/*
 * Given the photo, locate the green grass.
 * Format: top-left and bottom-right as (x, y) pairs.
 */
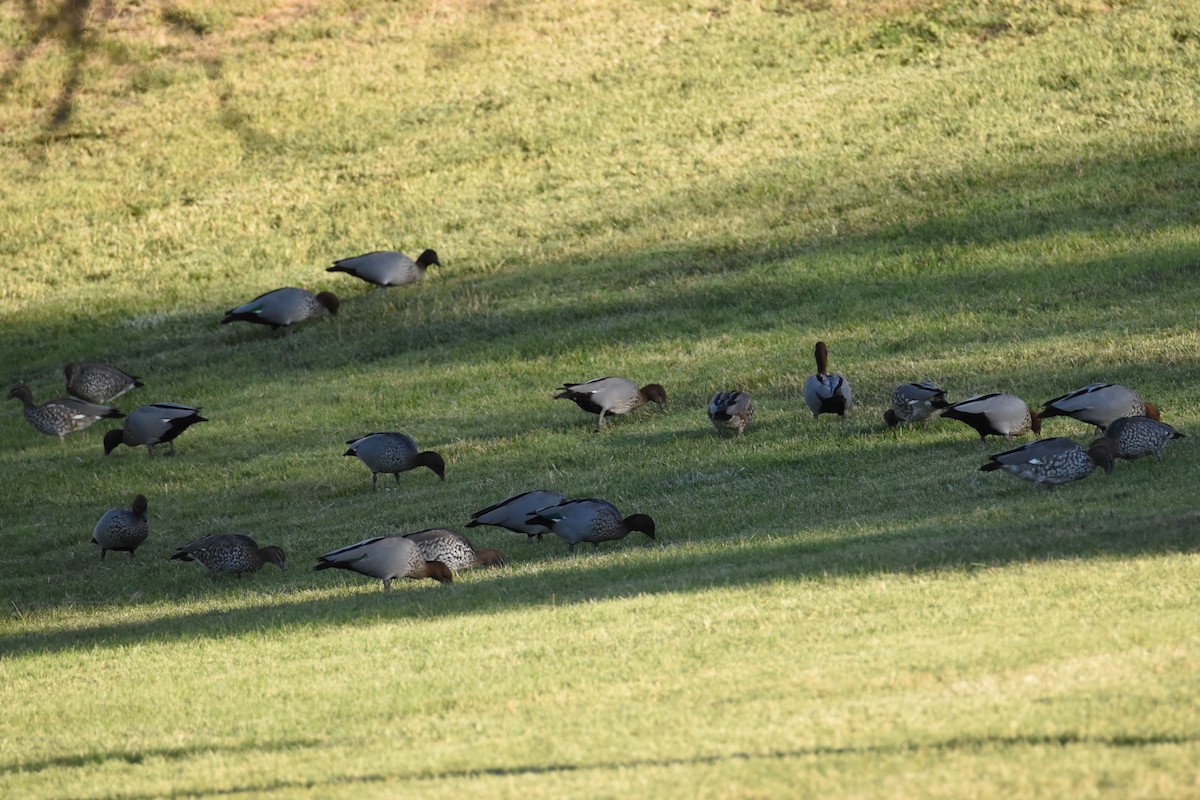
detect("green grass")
(2, 0), (1200, 797)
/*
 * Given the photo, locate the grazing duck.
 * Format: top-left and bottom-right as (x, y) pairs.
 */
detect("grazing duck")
(220, 287), (339, 330)
(940, 393), (1040, 442)
(64, 362), (143, 404)
(343, 432), (445, 491)
(802, 341), (852, 418)
(708, 390), (755, 436)
(467, 489), (567, 543)
(883, 382), (950, 428)
(1104, 416), (1184, 461)
(326, 249), (441, 302)
(1040, 383), (1159, 431)
(315, 536), (453, 591)
(92, 494), (149, 560)
(404, 528), (506, 572)
(979, 437), (1118, 490)
(554, 377), (667, 431)
(170, 534), (285, 578)
(6, 384), (124, 442)
(525, 498), (656, 552)
(103, 403), (207, 456)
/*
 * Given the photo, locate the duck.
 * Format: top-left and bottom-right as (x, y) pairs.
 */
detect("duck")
(326, 248), (441, 303)
(1040, 383), (1159, 431)
(1103, 416), (1184, 461)
(466, 489), (567, 542)
(979, 437), (1118, 489)
(525, 498), (656, 552)
(315, 536), (453, 591)
(554, 377), (667, 431)
(802, 341), (852, 418)
(940, 393), (1040, 442)
(104, 403), (207, 456)
(404, 528), (506, 572)
(170, 534), (285, 578)
(6, 383), (124, 442)
(220, 287), (339, 330)
(343, 432), (445, 491)
(91, 494), (149, 560)
(883, 382), (950, 428)
(64, 362), (143, 404)
(708, 390), (755, 436)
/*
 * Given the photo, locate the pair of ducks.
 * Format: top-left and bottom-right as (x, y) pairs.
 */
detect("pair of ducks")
(219, 248), (440, 330)
(8, 362), (208, 455)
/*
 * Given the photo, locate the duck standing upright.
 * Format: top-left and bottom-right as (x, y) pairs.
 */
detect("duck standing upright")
(92, 494), (150, 560)
(466, 489), (567, 542)
(315, 536), (453, 592)
(940, 393), (1040, 442)
(554, 377), (667, 431)
(221, 287), (339, 330)
(64, 362), (143, 404)
(526, 498), (656, 552)
(326, 248), (441, 303)
(802, 341), (852, 418)
(6, 384), (124, 442)
(343, 432), (445, 491)
(979, 437), (1117, 489)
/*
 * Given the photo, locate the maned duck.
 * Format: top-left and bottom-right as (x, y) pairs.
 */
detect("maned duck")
(883, 382), (950, 428)
(802, 341), (852, 418)
(326, 249), (441, 303)
(1104, 416), (1184, 461)
(343, 432), (445, 491)
(554, 377), (667, 431)
(708, 390), (755, 436)
(315, 536), (453, 591)
(979, 437), (1117, 489)
(525, 498), (656, 552)
(170, 534), (285, 578)
(103, 403), (207, 456)
(466, 489), (567, 543)
(6, 383), (124, 442)
(92, 494), (149, 560)
(220, 287), (339, 330)
(404, 528), (506, 571)
(1040, 383), (1159, 431)
(940, 393), (1040, 442)
(64, 362), (143, 404)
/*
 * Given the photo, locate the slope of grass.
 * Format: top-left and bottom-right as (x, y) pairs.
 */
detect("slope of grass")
(1, 0), (1199, 797)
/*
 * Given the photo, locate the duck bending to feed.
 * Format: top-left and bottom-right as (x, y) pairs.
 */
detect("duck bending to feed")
(315, 536), (453, 591)
(343, 432), (445, 491)
(979, 437), (1117, 489)
(554, 377), (667, 431)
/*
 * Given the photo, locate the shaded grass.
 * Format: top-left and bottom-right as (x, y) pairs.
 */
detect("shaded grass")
(1, 0), (1199, 798)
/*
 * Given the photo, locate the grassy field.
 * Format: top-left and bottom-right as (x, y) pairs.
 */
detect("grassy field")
(2, 0), (1199, 797)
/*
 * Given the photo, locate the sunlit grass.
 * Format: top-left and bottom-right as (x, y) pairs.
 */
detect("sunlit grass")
(1, 0), (1199, 797)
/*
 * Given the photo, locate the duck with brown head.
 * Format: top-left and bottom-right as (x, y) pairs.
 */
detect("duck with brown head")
(1040, 383), (1159, 432)
(315, 536), (453, 592)
(326, 248), (441, 304)
(220, 287), (339, 330)
(940, 392), (1040, 443)
(979, 437), (1118, 490)
(404, 528), (506, 572)
(802, 341), (852, 418)
(554, 376), (667, 431)
(525, 498), (657, 552)
(6, 383), (124, 442)
(343, 432), (445, 492)
(170, 534), (285, 579)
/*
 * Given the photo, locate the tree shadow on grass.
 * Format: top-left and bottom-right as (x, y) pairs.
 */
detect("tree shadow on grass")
(3, 505), (1198, 659)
